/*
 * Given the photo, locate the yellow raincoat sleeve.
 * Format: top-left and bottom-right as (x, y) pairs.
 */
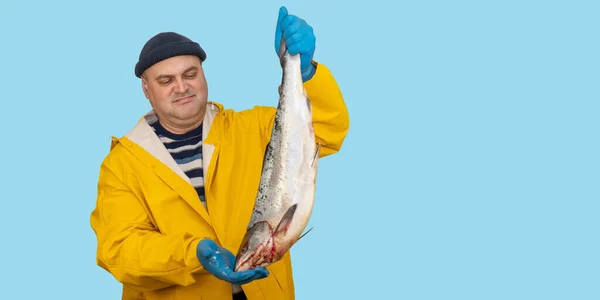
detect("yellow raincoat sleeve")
(304, 62), (350, 156)
(256, 62), (350, 157)
(90, 161), (204, 293)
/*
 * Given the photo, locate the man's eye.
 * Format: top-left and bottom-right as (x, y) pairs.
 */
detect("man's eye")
(184, 72), (197, 79)
(159, 79), (172, 85)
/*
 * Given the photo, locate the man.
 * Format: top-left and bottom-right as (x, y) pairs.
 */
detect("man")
(90, 6), (349, 300)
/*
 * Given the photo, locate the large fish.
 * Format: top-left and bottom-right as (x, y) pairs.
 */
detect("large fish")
(234, 38), (321, 272)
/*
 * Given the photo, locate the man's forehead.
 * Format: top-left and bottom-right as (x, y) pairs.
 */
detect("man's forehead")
(146, 55), (202, 76)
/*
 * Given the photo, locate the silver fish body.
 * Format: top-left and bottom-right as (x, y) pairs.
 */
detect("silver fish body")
(234, 39), (320, 272)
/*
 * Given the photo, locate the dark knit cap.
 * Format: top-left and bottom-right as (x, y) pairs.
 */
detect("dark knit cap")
(134, 32), (207, 78)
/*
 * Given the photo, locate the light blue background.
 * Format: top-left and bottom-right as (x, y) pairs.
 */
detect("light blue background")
(0, 0), (598, 299)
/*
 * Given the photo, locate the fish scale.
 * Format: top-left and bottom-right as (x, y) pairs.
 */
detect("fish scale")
(234, 37), (320, 272)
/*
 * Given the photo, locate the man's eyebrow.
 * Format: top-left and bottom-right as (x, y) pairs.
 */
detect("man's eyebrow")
(155, 66), (199, 80)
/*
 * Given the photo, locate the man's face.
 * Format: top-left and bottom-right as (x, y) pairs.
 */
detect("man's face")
(141, 55), (208, 133)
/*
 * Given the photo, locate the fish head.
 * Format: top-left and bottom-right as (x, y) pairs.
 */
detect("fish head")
(234, 221), (275, 272)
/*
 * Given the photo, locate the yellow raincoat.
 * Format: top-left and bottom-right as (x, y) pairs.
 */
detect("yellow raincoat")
(90, 63), (349, 300)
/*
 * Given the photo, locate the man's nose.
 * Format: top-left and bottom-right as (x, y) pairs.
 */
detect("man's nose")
(174, 77), (188, 93)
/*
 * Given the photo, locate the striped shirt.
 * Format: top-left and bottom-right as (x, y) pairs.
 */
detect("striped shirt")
(150, 120), (206, 207)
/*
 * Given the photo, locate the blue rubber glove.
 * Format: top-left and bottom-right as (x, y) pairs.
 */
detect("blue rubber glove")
(196, 238), (269, 285)
(274, 6), (317, 82)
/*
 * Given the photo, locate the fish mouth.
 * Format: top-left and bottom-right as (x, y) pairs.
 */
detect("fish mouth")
(235, 236), (275, 272)
(234, 221), (277, 272)
(235, 204), (302, 271)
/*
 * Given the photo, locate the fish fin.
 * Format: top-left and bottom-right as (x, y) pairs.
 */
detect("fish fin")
(311, 143), (321, 167)
(274, 203), (297, 236)
(297, 227), (314, 242)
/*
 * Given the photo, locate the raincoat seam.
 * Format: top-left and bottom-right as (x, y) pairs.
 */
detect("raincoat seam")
(101, 159), (147, 214)
(102, 262), (202, 276)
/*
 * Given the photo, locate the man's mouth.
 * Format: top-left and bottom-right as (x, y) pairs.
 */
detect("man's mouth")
(174, 95), (194, 103)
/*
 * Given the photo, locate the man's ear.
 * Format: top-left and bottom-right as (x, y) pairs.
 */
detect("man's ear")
(141, 76), (149, 99)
